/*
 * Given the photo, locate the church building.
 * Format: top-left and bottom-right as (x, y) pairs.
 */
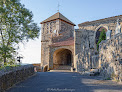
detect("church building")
(40, 11), (122, 79)
(41, 12), (75, 71)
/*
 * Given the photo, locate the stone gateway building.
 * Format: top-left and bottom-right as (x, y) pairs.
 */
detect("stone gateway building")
(41, 12), (75, 71)
(41, 12), (122, 81)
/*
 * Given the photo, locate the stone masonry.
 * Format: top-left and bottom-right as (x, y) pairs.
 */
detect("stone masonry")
(0, 65), (35, 92)
(78, 15), (122, 51)
(99, 33), (122, 82)
(74, 29), (95, 71)
(74, 15), (122, 82)
(41, 12), (75, 71)
(41, 12), (122, 82)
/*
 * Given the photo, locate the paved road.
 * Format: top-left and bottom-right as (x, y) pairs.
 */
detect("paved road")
(7, 72), (122, 92)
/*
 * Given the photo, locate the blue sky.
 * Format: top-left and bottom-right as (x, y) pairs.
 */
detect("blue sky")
(19, 0), (122, 64)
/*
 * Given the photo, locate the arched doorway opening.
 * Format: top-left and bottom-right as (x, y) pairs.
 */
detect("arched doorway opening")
(95, 26), (107, 44)
(44, 65), (48, 72)
(53, 48), (73, 70)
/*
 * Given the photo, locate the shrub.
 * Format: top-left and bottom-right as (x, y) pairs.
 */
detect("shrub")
(97, 29), (106, 50)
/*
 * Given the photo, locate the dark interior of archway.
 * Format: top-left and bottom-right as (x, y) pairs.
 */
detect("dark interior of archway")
(44, 66), (48, 72)
(54, 49), (72, 66)
(95, 27), (107, 44)
(67, 53), (71, 65)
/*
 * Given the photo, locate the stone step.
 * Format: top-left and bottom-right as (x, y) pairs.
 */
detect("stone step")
(80, 69), (100, 76)
(54, 65), (71, 70)
(49, 70), (71, 72)
(89, 69), (100, 76)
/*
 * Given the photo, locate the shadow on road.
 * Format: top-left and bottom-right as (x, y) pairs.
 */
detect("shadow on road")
(7, 72), (122, 92)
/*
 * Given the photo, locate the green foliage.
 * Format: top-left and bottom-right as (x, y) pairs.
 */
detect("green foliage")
(97, 29), (106, 50)
(0, 64), (21, 71)
(105, 77), (111, 80)
(0, 0), (40, 64)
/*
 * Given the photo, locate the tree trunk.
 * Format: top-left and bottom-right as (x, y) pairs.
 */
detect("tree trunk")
(4, 52), (7, 65)
(4, 58), (6, 64)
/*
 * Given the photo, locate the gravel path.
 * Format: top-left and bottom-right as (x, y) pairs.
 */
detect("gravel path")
(7, 72), (122, 92)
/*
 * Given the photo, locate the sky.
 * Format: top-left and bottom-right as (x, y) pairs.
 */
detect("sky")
(19, 0), (122, 64)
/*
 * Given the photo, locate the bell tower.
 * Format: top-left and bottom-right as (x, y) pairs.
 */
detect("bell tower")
(40, 12), (75, 71)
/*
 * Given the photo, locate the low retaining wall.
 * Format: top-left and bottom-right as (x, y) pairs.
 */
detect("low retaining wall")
(75, 48), (97, 72)
(75, 49), (90, 72)
(0, 65), (35, 92)
(99, 33), (122, 82)
(32, 63), (41, 72)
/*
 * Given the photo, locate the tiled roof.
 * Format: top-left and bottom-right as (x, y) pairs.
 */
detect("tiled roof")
(40, 12), (76, 26)
(49, 37), (74, 47)
(78, 15), (122, 26)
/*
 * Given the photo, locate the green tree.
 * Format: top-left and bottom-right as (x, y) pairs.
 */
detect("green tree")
(0, 0), (40, 65)
(97, 29), (106, 50)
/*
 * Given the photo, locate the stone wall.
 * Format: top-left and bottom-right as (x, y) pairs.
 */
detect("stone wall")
(74, 29), (95, 71)
(91, 55), (99, 69)
(0, 65), (35, 92)
(52, 20), (74, 43)
(41, 20), (58, 69)
(75, 49), (90, 72)
(32, 63), (41, 72)
(75, 16), (122, 73)
(41, 19), (74, 70)
(49, 45), (74, 70)
(74, 29), (95, 55)
(78, 17), (122, 38)
(99, 33), (122, 82)
(60, 21), (74, 37)
(41, 19), (74, 43)
(41, 41), (50, 67)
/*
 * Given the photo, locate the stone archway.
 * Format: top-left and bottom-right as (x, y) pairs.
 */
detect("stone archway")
(53, 48), (73, 70)
(95, 26), (107, 44)
(44, 65), (48, 72)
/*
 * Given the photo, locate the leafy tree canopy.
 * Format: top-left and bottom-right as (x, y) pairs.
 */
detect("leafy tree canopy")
(0, 0), (40, 65)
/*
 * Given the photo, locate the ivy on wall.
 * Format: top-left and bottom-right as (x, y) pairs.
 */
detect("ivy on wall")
(97, 29), (106, 50)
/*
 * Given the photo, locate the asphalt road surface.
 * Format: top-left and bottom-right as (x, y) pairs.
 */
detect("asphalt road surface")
(7, 72), (122, 92)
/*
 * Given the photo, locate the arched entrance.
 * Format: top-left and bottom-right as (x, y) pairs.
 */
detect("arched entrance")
(53, 48), (73, 70)
(95, 26), (107, 44)
(44, 65), (48, 72)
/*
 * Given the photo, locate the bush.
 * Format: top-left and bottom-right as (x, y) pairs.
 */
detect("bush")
(0, 64), (21, 71)
(97, 29), (106, 50)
